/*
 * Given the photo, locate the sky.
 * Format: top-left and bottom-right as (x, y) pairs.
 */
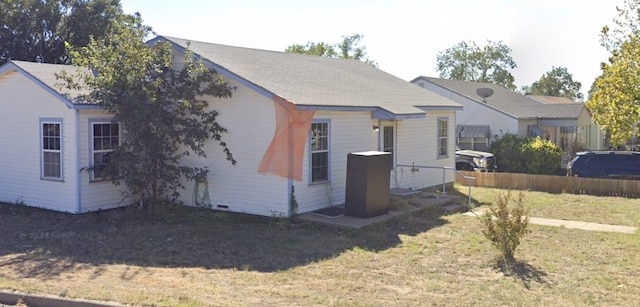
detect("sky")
(120, 0), (625, 96)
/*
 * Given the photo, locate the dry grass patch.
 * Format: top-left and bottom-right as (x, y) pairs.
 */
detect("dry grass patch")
(1, 190), (639, 306)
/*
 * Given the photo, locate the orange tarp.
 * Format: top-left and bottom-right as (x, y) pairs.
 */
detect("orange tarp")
(257, 96), (315, 181)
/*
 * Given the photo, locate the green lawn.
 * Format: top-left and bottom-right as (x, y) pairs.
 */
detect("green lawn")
(0, 185), (639, 306)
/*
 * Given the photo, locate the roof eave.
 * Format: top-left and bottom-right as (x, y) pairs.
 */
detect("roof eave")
(0, 61), (79, 110)
(296, 104), (426, 120)
(417, 105), (463, 111)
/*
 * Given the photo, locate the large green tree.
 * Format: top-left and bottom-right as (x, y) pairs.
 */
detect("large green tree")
(587, 36), (640, 146)
(522, 66), (583, 101)
(0, 0), (123, 64)
(587, 0), (640, 146)
(600, 0), (640, 52)
(286, 33), (377, 66)
(61, 12), (236, 206)
(436, 40), (517, 90)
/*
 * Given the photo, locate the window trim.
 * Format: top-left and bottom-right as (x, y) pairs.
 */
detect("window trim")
(89, 119), (121, 182)
(40, 118), (64, 181)
(437, 117), (449, 159)
(308, 119), (331, 184)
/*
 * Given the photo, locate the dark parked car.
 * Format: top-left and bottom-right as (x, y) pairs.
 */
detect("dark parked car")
(566, 151), (640, 179)
(455, 146), (497, 172)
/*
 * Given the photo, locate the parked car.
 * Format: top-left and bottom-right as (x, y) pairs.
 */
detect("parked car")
(455, 146), (497, 172)
(566, 151), (640, 179)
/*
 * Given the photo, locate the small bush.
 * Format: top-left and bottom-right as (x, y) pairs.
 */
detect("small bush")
(522, 137), (563, 175)
(481, 191), (529, 264)
(491, 133), (563, 174)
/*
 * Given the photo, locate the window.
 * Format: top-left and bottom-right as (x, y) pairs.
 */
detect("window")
(91, 121), (120, 181)
(437, 118), (448, 158)
(310, 121), (329, 183)
(383, 125), (394, 167)
(458, 137), (488, 151)
(41, 120), (62, 179)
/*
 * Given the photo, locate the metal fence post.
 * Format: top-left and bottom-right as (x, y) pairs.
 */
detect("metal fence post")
(442, 168), (446, 195)
(467, 178), (472, 211)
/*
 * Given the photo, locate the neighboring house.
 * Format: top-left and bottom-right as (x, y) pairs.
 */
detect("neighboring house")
(411, 77), (605, 153)
(0, 36), (462, 216)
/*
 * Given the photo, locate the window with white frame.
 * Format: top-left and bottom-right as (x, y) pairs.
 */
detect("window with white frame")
(310, 121), (329, 183)
(91, 121), (120, 181)
(458, 137), (488, 151)
(437, 118), (448, 158)
(41, 120), (62, 180)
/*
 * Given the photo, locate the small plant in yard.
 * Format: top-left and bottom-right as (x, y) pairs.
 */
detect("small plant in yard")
(481, 191), (529, 264)
(289, 185), (299, 218)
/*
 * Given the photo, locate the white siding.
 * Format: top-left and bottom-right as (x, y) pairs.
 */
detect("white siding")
(0, 71), (78, 212)
(77, 109), (128, 212)
(394, 111), (456, 191)
(178, 80), (289, 216)
(293, 110), (456, 212)
(294, 111), (379, 213)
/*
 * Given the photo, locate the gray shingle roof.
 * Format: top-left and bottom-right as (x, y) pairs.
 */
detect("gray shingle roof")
(9, 60), (93, 104)
(526, 95), (578, 104)
(156, 36), (461, 117)
(414, 77), (584, 119)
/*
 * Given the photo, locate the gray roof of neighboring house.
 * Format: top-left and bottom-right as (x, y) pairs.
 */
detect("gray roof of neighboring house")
(3, 60), (94, 105)
(526, 95), (578, 104)
(154, 36), (461, 117)
(413, 76), (584, 119)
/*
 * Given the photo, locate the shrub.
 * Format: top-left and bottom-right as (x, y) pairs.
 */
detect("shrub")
(522, 137), (563, 174)
(490, 133), (526, 173)
(490, 133), (563, 174)
(481, 191), (529, 264)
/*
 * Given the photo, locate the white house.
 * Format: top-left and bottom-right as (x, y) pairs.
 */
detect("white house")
(0, 60), (126, 213)
(0, 37), (462, 216)
(411, 76), (605, 153)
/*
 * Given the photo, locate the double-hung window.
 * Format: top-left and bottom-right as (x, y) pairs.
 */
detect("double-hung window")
(91, 121), (120, 181)
(310, 121), (329, 183)
(437, 118), (448, 158)
(41, 120), (62, 180)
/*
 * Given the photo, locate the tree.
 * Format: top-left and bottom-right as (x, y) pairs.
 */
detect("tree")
(0, 0), (124, 65)
(435, 40), (517, 90)
(600, 0), (640, 52)
(521, 66), (583, 101)
(60, 12), (236, 207)
(587, 0), (640, 146)
(286, 33), (377, 66)
(587, 36), (640, 146)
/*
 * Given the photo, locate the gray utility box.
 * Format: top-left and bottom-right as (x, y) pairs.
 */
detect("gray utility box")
(344, 151), (392, 218)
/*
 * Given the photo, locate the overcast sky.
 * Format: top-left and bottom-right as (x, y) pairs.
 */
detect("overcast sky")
(121, 0), (625, 96)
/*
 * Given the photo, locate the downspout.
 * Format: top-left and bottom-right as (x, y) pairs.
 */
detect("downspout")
(75, 109), (82, 213)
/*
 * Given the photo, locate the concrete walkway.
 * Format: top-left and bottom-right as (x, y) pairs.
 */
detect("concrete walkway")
(463, 210), (638, 234)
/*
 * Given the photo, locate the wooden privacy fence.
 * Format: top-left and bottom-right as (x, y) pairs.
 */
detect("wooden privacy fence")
(455, 171), (640, 198)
